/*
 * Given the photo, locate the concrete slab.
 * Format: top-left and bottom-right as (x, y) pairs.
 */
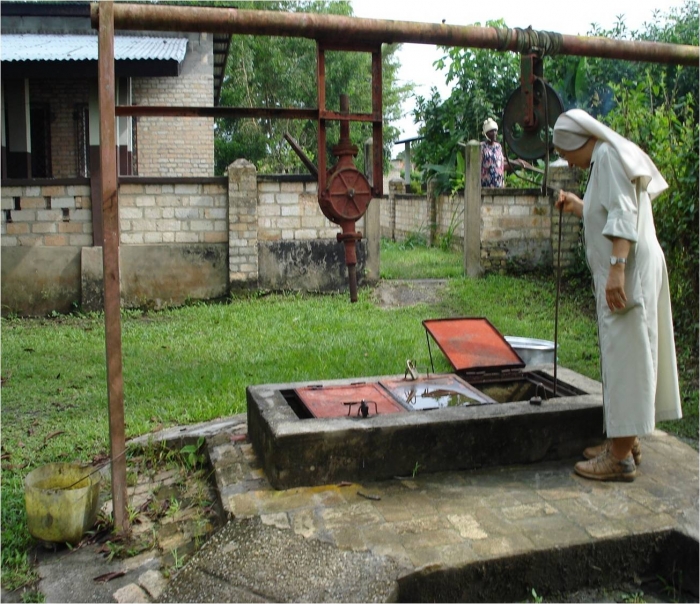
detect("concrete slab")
(157, 517), (401, 603)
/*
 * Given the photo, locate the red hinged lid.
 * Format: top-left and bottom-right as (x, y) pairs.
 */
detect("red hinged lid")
(423, 317), (525, 372)
(294, 382), (406, 418)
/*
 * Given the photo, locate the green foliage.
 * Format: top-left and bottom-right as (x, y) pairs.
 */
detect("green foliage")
(411, 19), (521, 193)
(178, 437), (207, 470)
(437, 202), (464, 252)
(214, 1), (411, 175)
(399, 169), (424, 194)
(530, 587), (544, 603)
(546, 2), (698, 117)
(620, 591), (646, 603)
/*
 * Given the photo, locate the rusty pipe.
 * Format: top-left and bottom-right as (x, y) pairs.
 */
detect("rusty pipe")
(91, 3), (699, 66)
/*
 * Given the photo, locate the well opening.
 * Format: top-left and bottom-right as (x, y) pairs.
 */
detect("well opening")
(247, 316), (604, 489)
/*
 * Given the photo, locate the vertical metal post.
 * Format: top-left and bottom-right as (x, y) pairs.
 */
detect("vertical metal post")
(97, 0), (128, 534)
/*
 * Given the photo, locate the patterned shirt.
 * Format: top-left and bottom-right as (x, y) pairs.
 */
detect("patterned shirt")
(480, 141), (505, 187)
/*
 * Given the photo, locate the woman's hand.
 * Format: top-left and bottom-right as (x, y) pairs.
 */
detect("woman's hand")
(605, 265), (627, 311)
(606, 237), (632, 312)
(555, 190), (584, 218)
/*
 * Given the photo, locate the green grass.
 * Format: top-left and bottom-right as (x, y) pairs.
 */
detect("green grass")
(380, 238), (464, 279)
(2, 242), (697, 593)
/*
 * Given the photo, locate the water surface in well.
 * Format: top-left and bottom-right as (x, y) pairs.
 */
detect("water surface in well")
(384, 377), (494, 410)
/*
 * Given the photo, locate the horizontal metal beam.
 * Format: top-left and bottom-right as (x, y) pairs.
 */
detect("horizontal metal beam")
(115, 106), (318, 119)
(91, 2), (699, 66)
(115, 106), (382, 122)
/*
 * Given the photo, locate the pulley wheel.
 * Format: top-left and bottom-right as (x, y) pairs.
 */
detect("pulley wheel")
(502, 82), (564, 161)
(321, 166), (372, 223)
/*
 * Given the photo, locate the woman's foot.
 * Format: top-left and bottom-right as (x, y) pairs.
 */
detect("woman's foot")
(583, 437), (641, 465)
(575, 449), (636, 482)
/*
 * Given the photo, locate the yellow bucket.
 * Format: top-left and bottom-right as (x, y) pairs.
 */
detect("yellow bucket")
(24, 463), (102, 544)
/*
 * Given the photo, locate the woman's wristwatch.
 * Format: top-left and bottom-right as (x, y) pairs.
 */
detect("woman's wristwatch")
(610, 256), (627, 266)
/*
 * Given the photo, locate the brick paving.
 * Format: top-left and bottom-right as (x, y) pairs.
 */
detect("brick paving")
(206, 417), (698, 571)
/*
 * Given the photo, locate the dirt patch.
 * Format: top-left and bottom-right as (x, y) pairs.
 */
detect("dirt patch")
(373, 279), (448, 308)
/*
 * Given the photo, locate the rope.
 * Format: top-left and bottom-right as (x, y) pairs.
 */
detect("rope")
(63, 448), (128, 490)
(496, 26), (564, 56)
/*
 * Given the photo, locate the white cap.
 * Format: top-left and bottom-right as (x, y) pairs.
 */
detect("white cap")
(483, 118), (498, 137)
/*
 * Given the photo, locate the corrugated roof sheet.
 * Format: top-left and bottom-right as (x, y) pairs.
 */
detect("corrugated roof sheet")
(2, 34), (188, 62)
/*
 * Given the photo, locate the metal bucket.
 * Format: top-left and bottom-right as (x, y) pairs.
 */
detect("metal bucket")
(505, 336), (556, 365)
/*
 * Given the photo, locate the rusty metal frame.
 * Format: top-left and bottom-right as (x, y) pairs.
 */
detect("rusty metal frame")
(92, 1), (699, 531)
(316, 41), (383, 198)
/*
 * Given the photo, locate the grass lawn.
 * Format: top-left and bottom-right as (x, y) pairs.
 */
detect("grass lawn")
(2, 240), (697, 594)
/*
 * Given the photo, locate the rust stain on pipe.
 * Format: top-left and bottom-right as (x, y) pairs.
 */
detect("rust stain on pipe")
(91, 2), (699, 66)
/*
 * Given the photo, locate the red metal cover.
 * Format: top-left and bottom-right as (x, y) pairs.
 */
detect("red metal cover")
(295, 383), (406, 418)
(423, 317), (525, 372)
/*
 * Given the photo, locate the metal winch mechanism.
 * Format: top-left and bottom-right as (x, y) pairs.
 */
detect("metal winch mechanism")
(288, 41), (383, 303)
(318, 94), (372, 303)
(502, 51), (564, 189)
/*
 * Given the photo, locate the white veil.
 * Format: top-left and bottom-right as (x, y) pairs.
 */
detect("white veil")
(553, 109), (668, 200)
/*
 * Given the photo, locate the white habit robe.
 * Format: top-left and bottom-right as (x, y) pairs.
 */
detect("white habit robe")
(583, 140), (682, 437)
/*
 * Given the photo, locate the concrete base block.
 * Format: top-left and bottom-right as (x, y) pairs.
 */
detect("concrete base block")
(258, 239), (369, 294)
(247, 365), (605, 490)
(81, 246), (105, 313)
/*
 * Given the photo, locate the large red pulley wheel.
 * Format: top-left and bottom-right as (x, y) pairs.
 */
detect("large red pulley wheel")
(320, 166), (372, 224)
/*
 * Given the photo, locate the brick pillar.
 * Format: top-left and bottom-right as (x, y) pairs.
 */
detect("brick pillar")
(427, 179), (437, 247)
(388, 178), (404, 242)
(363, 138), (380, 284)
(228, 159), (258, 289)
(464, 141), (482, 278)
(548, 164), (583, 270)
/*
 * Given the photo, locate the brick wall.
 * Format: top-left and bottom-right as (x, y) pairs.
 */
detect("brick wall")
(381, 173), (582, 272)
(1, 184), (92, 246)
(480, 190), (553, 271)
(132, 33), (214, 177)
(257, 178), (344, 241)
(118, 182), (227, 245)
(1, 165), (583, 314)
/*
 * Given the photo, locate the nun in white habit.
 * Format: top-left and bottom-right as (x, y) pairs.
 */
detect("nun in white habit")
(553, 109), (682, 482)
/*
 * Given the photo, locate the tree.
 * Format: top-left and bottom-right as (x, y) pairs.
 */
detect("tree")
(214, 0), (411, 175)
(545, 1), (698, 117)
(411, 19), (521, 193)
